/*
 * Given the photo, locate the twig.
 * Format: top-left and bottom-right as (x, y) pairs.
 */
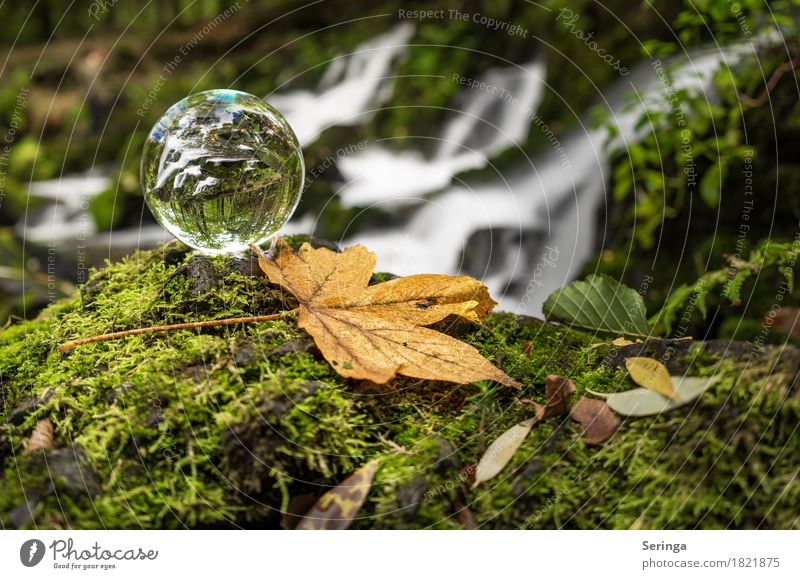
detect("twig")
(58, 311), (295, 352)
(738, 56), (800, 108)
(377, 434), (413, 456)
(1, 315), (22, 332)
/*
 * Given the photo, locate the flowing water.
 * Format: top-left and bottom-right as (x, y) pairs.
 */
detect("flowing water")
(20, 24), (762, 314)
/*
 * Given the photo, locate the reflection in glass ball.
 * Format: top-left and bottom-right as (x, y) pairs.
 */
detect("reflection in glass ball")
(141, 89), (304, 253)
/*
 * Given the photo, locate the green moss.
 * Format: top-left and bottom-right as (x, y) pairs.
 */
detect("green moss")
(0, 243), (798, 529)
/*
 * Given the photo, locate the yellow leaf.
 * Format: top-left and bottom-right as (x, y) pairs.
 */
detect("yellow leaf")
(296, 459), (380, 530)
(625, 357), (680, 401)
(605, 376), (718, 416)
(590, 337), (640, 349)
(253, 240), (520, 388)
(473, 418), (536, 487)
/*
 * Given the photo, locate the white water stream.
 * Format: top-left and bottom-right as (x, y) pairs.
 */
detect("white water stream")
(20, 24), (761, 314)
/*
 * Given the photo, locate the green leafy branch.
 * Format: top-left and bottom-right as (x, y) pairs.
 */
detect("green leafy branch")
(543, 240), (798, 338)
(651, 240), (798, 335)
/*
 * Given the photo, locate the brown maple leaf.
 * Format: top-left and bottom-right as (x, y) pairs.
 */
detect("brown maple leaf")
(252, 239), (521, 388)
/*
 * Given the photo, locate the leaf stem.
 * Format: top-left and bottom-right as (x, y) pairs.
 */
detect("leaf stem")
(58, 311), (296, 353)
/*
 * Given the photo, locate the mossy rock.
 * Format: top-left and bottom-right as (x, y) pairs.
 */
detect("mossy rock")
(1, 239), (798, 529)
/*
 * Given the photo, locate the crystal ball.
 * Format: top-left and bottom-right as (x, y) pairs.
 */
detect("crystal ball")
(141, 89), (304, 253)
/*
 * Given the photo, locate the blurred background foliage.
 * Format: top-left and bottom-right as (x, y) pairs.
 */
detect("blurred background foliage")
(0, 0), (798, 346)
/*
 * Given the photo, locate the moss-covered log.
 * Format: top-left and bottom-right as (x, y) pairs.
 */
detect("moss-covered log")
(1, 239), (798, 529)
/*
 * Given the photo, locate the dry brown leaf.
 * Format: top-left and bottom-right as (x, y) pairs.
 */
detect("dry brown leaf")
(542, 374), (576, 418)
(254, 240), (521, 388)
(625, 357), (680, 401)
(296, 459), (380, 530)
(520, 374), (577, 419)
(770, 307), (800, 339)
(25, 419), (54, 453)
(569, 397), (621, 445)
(473, 418), (535, 487)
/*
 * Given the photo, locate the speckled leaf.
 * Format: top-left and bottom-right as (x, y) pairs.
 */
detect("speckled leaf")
(253, 240), (520, 388)
(296, 459), (380, 530)
(543, 274), (653, 338)
(604, 375), (719, 417)
(473, 418), (536, 487)
(625, 356), (680, 401)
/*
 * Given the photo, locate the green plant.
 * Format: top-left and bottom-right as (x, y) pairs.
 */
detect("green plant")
(606, 67), (753, 249)
(641, 0), (800, 57)
(652, 239), (799, 335)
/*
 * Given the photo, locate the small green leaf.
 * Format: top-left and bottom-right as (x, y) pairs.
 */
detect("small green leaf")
(699, 161), (723, 208)
(543, 274), (654, 338)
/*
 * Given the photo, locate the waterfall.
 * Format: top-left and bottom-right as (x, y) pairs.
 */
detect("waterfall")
(18, 24), (417, 256)
(344, 42), (761, 316)
(19, 20), (765, 308)
(266, 22), (415, 147)
(336, 58), (547, 207)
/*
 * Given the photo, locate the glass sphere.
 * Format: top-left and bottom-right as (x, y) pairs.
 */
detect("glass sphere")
(141, 89), (304, 253)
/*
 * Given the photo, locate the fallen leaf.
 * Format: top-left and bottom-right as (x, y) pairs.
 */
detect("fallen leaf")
(25, 419), (54, 453)
(519, 374), (576, 420)
(542, 374), (576, 418)
(473, 418), (536, 487)
(280, 494), (319, 530)
(625, 357), (680, 401)
(543, 274), (653, 338)
(296, 459), (380, 530)
(603, 375), (719, 417)
(253, 240), (521, 388)
(629, 513), (647, 530)
(770, 307), (800, 339)
(591, 336), (642, 349)
(569, 397), (620, 444)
